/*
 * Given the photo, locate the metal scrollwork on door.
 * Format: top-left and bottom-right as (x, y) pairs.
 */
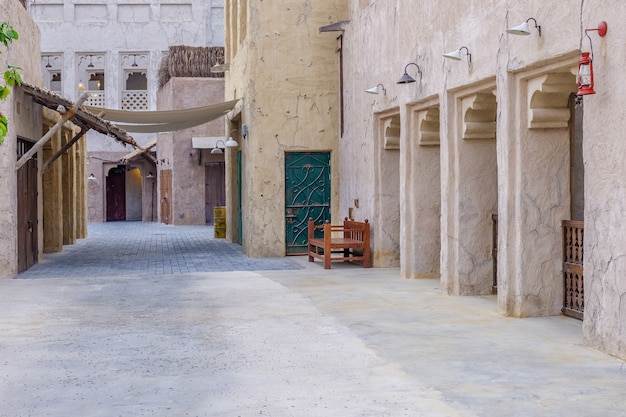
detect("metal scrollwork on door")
(285, 152), (330, 254)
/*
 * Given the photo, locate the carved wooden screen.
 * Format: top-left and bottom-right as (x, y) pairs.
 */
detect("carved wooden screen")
(562, 220), (584, 319)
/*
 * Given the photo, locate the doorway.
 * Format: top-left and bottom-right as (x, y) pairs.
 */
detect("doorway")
(106, 166), (126, 221)
(17, 140), (38, 272)
(160, 169), (172, 224)
(205, 162), (226, 224)
(285, 152), (331, 254)
(562, 93), (585, 319)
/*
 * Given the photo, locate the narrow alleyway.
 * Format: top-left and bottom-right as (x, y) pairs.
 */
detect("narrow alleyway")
(18, 222), (302, 278)
(1, 223), (624, 416)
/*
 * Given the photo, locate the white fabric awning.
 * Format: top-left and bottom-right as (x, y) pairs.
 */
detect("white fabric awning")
(84, 99), (240, 133)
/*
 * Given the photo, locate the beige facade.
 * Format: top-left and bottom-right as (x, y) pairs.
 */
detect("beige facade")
(226, 1), (626, 360)
(31, 1), (226, 226)
(0, 1), (88, 278)
(224, 0), (348, 257)
(157, 77), (227, 226)
(0, 2), (40, 278)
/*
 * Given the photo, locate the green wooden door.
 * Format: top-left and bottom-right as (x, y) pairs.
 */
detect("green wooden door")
(237, 150), (242, 244)
(285, 152), (330, 254)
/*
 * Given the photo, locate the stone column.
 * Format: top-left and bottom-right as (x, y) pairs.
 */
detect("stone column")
(497, 72), (574, 317)
(75, 134), (87, 238)
(401, 104), (441, 279)
(441, 90), (498, 295)
(62, 128), (76, 245)
(42, 125), (63, 253)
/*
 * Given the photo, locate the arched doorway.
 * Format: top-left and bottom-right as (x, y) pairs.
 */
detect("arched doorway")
(106, 166), (126, 221)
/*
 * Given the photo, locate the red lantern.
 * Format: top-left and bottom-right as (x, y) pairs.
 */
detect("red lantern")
(577, 52), (595, 96)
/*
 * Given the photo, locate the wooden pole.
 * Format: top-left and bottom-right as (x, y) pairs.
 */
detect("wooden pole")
(41, 126), (88, 173)
(16, 93), (89, 171)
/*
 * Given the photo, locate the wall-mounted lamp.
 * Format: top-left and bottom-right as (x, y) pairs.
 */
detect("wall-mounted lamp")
(78, 80), (86, 91)
(365, 83), (386, 95)
(88, 173), (96, 180)
(225, 130), (239, 147)
(577, 21), (608, 97)
(146, 171), (155, 179)
(241, 124), (248, 139)
(211, 140), (227, 154)
(397, 63), (422, 84)
(443, 46), (472, 63)
(507, 18), (541, 36)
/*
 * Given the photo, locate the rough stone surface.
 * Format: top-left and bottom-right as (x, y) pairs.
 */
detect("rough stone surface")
(157, 78), (225, 226)
(0, 1), (43, 279)
(225, 1), (347, 257)
(319, 0), (626, 359)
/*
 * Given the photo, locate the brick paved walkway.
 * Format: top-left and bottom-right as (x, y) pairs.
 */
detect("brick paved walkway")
(18, 222), (303, 278)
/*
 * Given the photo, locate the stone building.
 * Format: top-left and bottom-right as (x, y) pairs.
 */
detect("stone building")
(0, 0), (90, 278)
(0, 0), (44, 278)
(224, 1), (626, 360)
(30, 0), (227, 225)
(223, 0), (347, 256)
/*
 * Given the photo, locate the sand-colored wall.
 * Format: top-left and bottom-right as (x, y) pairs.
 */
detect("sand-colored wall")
(338, 0), (626, 359)
(578, 2), (626, 360)
(225, 0), (348, 257)
(157, 77), (225, 225)
(0, 2), (42, 278)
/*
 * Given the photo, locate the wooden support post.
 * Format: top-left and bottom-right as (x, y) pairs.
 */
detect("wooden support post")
(16, 93), (89, 171)
(41, 126), (88, 173)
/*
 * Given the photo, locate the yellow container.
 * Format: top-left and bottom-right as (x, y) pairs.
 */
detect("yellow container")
(214, 226), (226, 239)
(214, 206), (226, 238)
(214, 206), (226, 220)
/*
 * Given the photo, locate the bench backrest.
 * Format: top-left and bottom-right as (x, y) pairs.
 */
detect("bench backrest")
(308, 217), (370, 242)
(343, 218), (369, 241)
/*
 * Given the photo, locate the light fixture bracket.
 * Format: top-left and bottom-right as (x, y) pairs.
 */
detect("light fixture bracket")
(586, 21), (607, 37)
(397, 63), (422, 85)
(507, 17), (541, 37)
(443, 46), (471, 63)
(365, 83), (387, 94)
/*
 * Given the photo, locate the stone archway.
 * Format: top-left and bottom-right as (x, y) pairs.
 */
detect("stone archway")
(373, 111), (401, 267)
(401, 103), (441, 278)
(441, 87), (498, 296)
(497, 69), (578, 317)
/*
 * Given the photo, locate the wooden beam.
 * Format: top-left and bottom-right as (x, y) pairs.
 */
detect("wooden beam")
(16, 93), (89, 171)
(41, 126), (88, 173)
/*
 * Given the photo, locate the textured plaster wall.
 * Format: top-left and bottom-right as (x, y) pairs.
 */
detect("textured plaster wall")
(157, 77), (225, 226)
(0, 2), (42, 278)
(31, 1), (226, 225)
(225, 1), (347, 257)
(340, 0), (626, 359)
(401, 103), (441, 278)
(373, 112), (401, 267)
(580, 3), (626, 359)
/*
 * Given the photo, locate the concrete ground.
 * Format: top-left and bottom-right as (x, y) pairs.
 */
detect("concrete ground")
(1, 222), (624, 416)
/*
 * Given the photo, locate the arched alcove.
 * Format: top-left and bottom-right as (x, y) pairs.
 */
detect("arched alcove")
(527, 72), (577, 129)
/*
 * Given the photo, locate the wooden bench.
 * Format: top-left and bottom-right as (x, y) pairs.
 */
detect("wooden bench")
(307, 217), (371, 269)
